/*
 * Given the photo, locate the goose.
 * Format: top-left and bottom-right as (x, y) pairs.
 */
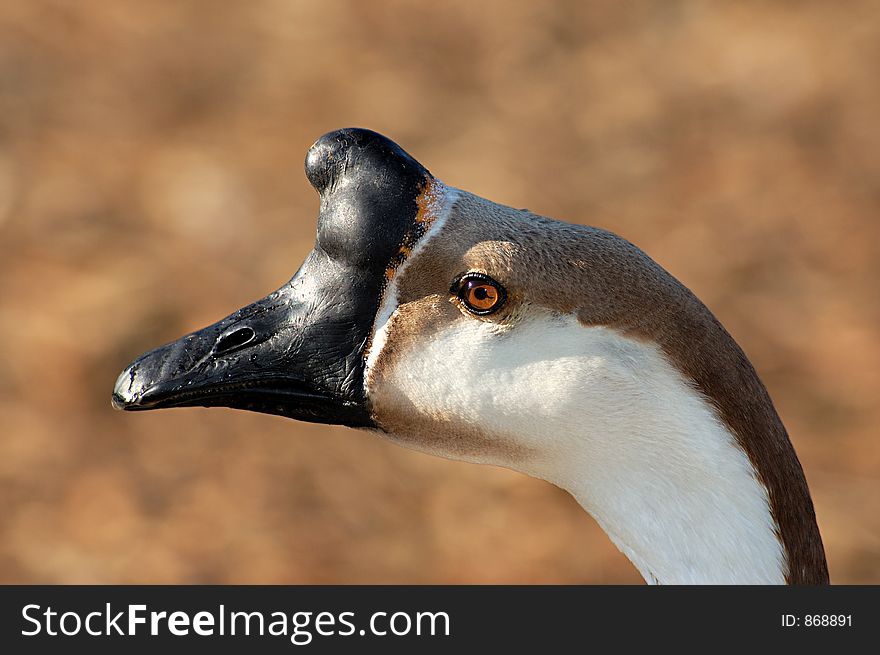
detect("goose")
(112, 128), (828, 585)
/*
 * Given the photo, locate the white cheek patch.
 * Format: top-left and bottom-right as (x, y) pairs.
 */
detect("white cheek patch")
(373, 309), (785, 584)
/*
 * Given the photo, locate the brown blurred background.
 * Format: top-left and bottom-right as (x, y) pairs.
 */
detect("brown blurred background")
(0, 1), (878, 584)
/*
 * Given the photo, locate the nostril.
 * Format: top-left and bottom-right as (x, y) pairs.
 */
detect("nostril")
(214, 326), (256, 355)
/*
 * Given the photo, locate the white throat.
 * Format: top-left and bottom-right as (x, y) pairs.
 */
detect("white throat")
(369, 310), (786, 584)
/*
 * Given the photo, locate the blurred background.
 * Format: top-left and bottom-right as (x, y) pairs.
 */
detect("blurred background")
(0, 0), (878, 584)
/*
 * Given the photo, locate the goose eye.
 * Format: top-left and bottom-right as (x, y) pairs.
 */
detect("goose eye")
(454, 274), (506, 315)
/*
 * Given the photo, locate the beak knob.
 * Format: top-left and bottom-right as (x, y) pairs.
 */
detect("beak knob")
(305, 127), (430, 196)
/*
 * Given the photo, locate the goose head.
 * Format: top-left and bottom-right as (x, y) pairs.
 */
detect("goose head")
(113, 128), (828, 585)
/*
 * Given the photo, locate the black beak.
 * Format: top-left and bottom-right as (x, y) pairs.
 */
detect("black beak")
(112, 248), (376, 426)
(112, 128), (432, 429)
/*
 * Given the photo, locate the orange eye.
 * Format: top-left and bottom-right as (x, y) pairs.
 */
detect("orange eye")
(454, 274), (506, 315)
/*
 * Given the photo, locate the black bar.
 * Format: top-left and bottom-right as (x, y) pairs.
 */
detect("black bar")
(0, 586), (874, 652)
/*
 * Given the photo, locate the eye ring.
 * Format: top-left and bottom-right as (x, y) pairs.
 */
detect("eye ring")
(451, 273), (507, 315)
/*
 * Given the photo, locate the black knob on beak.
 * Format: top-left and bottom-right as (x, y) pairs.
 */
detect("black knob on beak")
(305, 128), (435, 273)
(305, 128), (430, 197)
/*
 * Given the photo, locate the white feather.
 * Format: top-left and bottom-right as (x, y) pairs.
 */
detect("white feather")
(371, 309), (785, 584)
